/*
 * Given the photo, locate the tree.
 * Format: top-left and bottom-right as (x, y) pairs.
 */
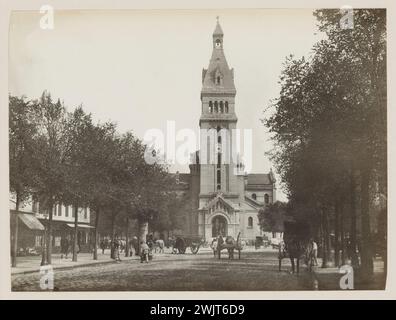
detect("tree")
(264, 9), (386, 277)
(258, 201), (287, 234)
(62, 107), (95, 262)
(9, 95), (38, 267)
(30, 91), (70, 264)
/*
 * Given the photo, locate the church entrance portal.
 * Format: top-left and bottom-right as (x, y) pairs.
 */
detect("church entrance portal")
(212, 215), (227, 237)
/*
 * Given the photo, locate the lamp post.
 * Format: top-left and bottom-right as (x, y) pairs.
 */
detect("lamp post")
(40, 211), (48, 266)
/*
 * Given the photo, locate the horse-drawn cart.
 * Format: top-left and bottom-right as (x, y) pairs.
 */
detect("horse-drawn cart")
(173, 235), (204, 254)
(212, 232), (245, 259)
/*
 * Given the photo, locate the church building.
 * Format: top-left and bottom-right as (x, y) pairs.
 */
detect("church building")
(174, 19), (276, 242)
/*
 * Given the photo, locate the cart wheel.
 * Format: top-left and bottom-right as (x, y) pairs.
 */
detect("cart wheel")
(190, 244), (199, 254)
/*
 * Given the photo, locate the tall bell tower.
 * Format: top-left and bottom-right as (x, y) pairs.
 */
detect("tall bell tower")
(199, 18), (241, 197)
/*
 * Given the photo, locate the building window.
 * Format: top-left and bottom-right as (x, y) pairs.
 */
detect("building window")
(225, 101), (229, 113)
(58, 204), (62, 216)
(209, 101), (213, 113)
(252, 193), (257, 200)
(214, 101), (218, 113)
(217, 170), (221, 184)
(216, 76), (221, 85)
(248, 217), (253, 228)
(65, 205), (69, 217)
(84, 208), (88, 219)
(220, 101), (224, 113)
(265, 194), (270, 204)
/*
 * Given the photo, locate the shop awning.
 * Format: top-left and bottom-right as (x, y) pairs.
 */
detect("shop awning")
(18, 213), (45, 231)
(66, 223), (95, 229)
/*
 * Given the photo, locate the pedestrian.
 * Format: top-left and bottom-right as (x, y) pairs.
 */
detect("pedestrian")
(310, 238), (318, 266)
(140, 241), (149, 263)
(60, 236), (69, 259)
(100, 239), (105, 254)
(113, 237), (121, 262)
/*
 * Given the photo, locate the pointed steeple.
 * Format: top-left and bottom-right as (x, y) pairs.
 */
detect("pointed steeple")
(201, 17), (236, 95)
(213, 16), (224, 36)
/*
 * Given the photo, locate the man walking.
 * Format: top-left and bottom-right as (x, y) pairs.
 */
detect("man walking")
(60, 236), (69, 259)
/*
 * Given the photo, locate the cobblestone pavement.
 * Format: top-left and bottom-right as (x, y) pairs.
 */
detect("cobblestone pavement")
(11, 249), (385, 291)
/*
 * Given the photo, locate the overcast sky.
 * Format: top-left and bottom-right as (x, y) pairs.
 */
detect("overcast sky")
(9, 9), (327, 201)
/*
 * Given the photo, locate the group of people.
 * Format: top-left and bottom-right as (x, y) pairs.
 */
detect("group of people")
(60, 236), (81, 259)
(99, 235), (159, 263)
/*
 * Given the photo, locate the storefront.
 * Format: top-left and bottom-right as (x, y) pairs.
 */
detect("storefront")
(10, 210), (44, 256)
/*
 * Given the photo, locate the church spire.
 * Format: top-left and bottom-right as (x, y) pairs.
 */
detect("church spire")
(201, 17), (236, 95)
(213, 16), (224, 36)
(213, 16), (224, 49)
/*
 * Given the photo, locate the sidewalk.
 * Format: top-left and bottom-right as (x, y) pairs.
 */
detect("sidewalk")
(311, 257), (386, 290)
(11, 250), (138, 275)
(312, 257), (385, 274)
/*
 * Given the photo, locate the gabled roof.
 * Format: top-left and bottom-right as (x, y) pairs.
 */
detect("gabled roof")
(246, 173), (273, 186)
(244, 195), (263, 209)
(200, 193), (237, 211)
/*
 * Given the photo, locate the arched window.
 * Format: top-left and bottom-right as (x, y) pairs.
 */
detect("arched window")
(264, 194), (270, 204)
(252, 193), (257, 200)
(225, 101), (229, 113)
(214, 101), (218, 113)
(209, 101), (213, 113)
(248, 217), (253, 228)
(217, 76), (221, 85)
(220, 101), (224, 113)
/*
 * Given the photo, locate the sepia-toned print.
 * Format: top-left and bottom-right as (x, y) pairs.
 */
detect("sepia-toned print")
(9, 8), (386, 291)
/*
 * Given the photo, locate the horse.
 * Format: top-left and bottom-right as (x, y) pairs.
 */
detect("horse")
(174, 237), (186, 254)
(278, 238), (311, 274)
(154, 239), (165, 253)
(215, 233), (243, 260)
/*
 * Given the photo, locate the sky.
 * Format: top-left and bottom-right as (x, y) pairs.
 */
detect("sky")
(9, 9), (327, 202)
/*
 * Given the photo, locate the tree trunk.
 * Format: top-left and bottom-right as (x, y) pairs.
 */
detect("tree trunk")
(321, 209), (330, 268)
(125, 217), (130, 257)
(340, 204), (346, 266)
(360, 167), (374, 278)
(350, 167), (359, 267)
(110, 214), (116, 259)
(334, 202), (340, 267)
(72, 205), (79, 262)
(11, 193), (20, 267)
(93, 207), (100, 260)
(46, 198), (54, 265)
(138, 220), (149, 255)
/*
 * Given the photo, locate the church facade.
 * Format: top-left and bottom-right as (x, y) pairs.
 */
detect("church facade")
(174, 20), (276, 242)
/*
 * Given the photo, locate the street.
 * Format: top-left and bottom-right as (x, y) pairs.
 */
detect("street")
(12, 248), (317, 291)
(11, 247), (385, 291)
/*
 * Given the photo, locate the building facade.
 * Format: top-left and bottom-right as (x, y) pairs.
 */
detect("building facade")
(10, 194), (92, 254)
(174, 20), (277, 242)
